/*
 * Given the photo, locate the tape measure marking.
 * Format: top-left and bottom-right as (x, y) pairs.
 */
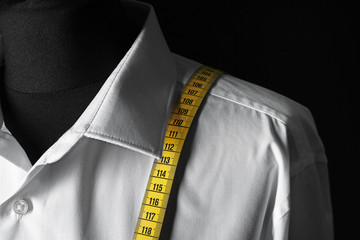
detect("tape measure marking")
(133, 66), (223, 240)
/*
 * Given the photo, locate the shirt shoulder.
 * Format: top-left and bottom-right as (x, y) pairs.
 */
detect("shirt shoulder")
(173, 53), (311, 126)
(173, 53), (327, 173)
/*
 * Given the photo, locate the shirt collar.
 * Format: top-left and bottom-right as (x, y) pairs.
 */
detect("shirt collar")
(0, 0), (178, 160)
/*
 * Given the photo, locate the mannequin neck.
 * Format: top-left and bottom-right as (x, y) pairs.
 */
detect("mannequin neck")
(0, 0), (137, 93)
(0, 0), (139, 164)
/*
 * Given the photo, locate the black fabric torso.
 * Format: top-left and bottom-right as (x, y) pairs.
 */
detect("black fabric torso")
(0, 0), (138, 165)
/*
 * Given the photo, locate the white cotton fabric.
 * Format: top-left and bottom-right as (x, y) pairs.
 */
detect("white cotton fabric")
(0, 1), (333, 239)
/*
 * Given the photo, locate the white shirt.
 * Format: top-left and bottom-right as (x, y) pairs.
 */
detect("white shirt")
(0, 1), (333, 239)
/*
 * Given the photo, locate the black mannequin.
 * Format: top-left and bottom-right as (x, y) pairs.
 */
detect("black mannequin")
(0, 0), (139, 165)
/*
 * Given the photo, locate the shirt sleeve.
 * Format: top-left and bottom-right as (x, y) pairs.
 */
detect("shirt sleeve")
(288, 158), (334, 239)
(284, 108), (334, 240)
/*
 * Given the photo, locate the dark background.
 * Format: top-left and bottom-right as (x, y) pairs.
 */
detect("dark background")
(140, 0), (358, 239)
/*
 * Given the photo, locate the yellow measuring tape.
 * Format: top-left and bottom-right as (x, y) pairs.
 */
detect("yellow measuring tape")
(133, 66), (223, 240)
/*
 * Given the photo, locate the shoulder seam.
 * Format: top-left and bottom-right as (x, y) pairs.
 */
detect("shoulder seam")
(209, 92), (287, 125)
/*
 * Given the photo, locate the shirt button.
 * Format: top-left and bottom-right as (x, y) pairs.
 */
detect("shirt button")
(13, 199), (29, 216)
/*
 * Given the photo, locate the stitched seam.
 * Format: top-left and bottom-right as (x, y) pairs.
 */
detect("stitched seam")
(86, 130), (154, 153)
(294, 152), (327, 164)
(278, 209), (290, 221)
(209, 92), (287, 125)
(275, 209), (290, 226)
(290, 160), (328, 178)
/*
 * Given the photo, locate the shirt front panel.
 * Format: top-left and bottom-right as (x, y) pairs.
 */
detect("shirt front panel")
(0, 137), (154, 240)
